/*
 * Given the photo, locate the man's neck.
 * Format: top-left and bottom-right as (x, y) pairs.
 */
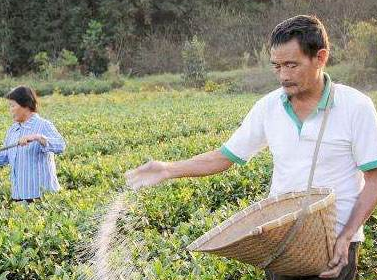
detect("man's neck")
(290, 73), (326, 122)
(291, 73), (325, 106)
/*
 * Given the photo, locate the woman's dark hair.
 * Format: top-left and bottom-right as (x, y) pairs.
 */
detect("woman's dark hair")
(6, 86), (38, 112)
(269, 15), (329, 58)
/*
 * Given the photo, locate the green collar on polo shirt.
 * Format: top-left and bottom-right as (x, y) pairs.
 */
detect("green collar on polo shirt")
(280, 72), (334, 133)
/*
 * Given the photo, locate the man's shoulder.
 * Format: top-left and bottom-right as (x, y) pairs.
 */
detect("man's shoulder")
(266, 87), (285, 99)
(334, 83), (372, 107)
(247, 88), (284, 116)
(257, 87), (285, 106)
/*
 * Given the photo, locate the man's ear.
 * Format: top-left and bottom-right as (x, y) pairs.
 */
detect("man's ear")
(316, 49), (329, 68)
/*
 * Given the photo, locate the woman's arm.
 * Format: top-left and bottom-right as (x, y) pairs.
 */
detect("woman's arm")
(35, 121), (66, 154)
(19, 121), (66, 154)
(0, 134), (10, 167)
(41, 121), (66, 154)
(0, 150), (9, 166)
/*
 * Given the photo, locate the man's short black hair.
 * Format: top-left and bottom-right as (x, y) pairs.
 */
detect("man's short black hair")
(269, 15), (329, 58)
(6, 86), (38, 112)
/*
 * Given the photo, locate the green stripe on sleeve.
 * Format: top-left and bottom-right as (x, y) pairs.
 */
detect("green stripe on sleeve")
(220, 145), (247, 165)
(359, 160), (377, 171)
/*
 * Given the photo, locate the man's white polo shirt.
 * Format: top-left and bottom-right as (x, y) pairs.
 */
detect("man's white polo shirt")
(220, 73), (377, 242)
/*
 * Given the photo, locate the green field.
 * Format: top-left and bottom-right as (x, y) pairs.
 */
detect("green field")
(0, 88), (376, 279)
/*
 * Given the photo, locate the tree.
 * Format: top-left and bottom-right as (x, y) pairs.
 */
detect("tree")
(81, 20), (109, 76)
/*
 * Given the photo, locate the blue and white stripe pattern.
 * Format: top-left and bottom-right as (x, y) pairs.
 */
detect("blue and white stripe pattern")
(0, 113), (66, 199)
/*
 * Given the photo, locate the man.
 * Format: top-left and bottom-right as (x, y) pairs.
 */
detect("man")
(126, 15), (377, 279)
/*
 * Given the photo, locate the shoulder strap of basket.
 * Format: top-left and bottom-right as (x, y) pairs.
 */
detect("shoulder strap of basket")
(259, 82), (335, 269)
(306, 83), (334, 192)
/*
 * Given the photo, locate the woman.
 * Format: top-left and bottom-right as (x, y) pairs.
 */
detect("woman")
(0, 86), (66, 202)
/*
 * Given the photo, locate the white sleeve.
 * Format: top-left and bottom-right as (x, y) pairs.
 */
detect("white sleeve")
(220, 99), (267, 165)
(352, 97), (377, 171)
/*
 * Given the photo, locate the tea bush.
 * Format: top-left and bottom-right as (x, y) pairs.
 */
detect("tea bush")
(0, 86), (375, 279)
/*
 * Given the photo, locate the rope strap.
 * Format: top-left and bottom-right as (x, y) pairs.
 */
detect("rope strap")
(259, 83), (335, 269)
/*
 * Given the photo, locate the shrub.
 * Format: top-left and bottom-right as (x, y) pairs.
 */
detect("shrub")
(33, 50), (80, 80)
(346, 20), (377, 69)
(133, 33), (183, 75)
(57, 49), (78, 70)
(34, 52), (53, 80)
(181, 36), (207, 88)
(204, 80), (221, 93)
(0, 78), (119, 97)
(331, 20), (377, 86)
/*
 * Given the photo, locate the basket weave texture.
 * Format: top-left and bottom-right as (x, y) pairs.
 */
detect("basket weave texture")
(187, 187), (337, 276)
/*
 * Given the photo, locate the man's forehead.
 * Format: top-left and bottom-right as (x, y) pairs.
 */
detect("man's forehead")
(270, 40), (303, 62)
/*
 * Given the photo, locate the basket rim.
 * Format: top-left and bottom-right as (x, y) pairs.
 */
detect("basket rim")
(187, 187), (335, 252)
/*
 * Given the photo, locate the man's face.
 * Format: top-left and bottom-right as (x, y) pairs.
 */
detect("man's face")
(270, 39), (321, 97)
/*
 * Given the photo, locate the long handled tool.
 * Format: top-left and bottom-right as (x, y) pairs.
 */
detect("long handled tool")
(0, 143), (19, 152)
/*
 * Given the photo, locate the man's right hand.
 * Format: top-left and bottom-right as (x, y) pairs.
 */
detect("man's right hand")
(125, 161), (171, 191)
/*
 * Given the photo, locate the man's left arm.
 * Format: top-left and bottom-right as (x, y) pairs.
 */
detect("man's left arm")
(319, 168), (377, 278)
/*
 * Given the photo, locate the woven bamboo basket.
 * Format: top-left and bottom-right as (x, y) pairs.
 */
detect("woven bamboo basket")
(187, 187), (337, 276)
